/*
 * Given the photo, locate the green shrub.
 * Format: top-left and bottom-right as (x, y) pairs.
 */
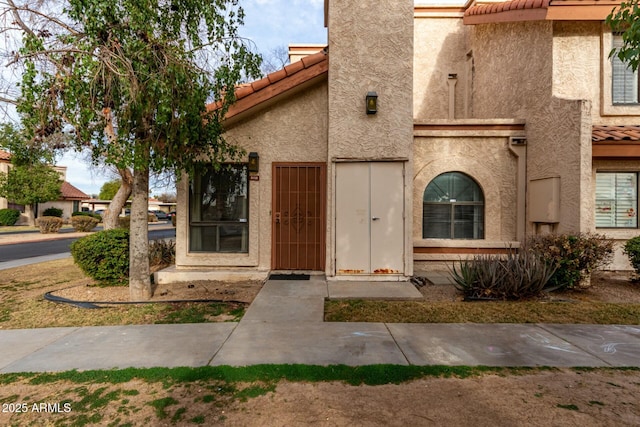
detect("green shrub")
(42, 207), (63, 217)
(71, 229), (130, 284)
(72, 211), (102, 221)
(527, 233), (613, 290)
(36, 216), (64, 233)
(0, 208), (21, 226)
(70, 215), (99, 232)
(451, 249), (556, 300)
(623, 236), (640, 279)
(149, 239), (176, 266)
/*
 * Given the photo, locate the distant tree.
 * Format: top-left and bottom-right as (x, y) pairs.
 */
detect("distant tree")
(0, 123), (62, 225)
(154, 192), (177, 203)
(0, 164), (61, 224)
(99, 180), (121, 201)
(261, 45), (290, 75)
(607, 1), (640, 70)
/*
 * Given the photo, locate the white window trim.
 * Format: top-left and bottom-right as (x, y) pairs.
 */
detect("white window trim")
(601, 28), (640, 116)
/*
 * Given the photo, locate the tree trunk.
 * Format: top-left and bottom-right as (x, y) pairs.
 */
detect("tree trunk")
(25, 204), (36, 226)
(129, 167), (152, 300)
(103, 168), (133, 230)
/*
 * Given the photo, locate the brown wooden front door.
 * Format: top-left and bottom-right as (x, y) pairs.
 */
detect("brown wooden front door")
(272, 163), (326, 270)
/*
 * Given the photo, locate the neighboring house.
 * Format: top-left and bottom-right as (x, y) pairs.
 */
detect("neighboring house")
(158, 0), (640, 285)
(37, 167), (90, 220)
(0, 151), (89, 222)
(0, 150), (10, 211)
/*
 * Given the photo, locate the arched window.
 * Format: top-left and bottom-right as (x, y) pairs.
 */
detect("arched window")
(423, 172), (484, 239)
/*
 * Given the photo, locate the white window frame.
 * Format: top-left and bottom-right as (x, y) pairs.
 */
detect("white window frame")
(422, 172), (485, 240)
(595, 171), (638, 229)
(601, 29), (640, 115)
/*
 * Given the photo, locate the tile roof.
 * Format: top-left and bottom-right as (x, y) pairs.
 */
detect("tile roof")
(464, 0), (621, 24)
(592, 125), (640, 142)
(466, 0), (550, 17)
(207, 49), (328, 120)
(60, 181), (89, 200)
(0, 150), (10, 161)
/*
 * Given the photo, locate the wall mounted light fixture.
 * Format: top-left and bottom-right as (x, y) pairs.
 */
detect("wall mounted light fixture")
(248, 152), (259, 173)
(366, 91), (378, 115)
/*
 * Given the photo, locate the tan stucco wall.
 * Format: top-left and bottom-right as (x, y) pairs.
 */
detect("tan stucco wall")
(327, 0), (414, 278)
(38, 201), (77, 220)
(412, 120), (523, 271)
(526, 97), (594, 233)
(470, 21), (595, 234)
(471, 21), (554, 119)
(414, 16), (469, 120)
(413, 135), (518, 241)
(552, 21), (640, 125)
(552, 22), (601, 116)
(327, 0), (413, 160)
(175, 81), (329, 272)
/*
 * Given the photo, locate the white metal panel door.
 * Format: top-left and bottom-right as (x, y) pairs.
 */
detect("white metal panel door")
(370, 162), (404, 273)
(336, 163), (370, 274)
(335, 162), (404, 275)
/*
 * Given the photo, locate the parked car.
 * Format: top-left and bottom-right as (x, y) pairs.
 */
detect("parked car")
(152, 210), (168, 220)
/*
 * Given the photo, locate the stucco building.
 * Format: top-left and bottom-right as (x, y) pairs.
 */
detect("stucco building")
(0, 150), (89, 223)
(159, 0), (640, 284)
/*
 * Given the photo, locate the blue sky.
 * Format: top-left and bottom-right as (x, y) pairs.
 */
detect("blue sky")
(61, 0), (328, 196)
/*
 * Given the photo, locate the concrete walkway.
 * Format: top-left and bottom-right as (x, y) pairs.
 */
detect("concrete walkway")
(1, 276), (640, 373)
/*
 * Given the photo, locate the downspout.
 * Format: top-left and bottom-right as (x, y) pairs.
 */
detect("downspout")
(447, 74), (457, 119)
(508, 138), (527, 242)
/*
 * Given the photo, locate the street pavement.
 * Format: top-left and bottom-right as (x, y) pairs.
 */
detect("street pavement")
(1, 276), (640, 373)
(0, 223), (175, 270)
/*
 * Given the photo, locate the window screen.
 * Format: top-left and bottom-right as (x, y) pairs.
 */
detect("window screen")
(423, 172), (484, 239)
(596, 172), (637, 228)
(612, 35), (639, 104)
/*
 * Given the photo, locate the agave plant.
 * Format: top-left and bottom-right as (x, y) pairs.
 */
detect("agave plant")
(451, 247), (557, 300)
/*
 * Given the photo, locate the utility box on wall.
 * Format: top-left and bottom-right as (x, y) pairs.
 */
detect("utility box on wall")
(529, 177), (561, 223)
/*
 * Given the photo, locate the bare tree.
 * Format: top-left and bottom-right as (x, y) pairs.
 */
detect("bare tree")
(260, 45), (290, 75)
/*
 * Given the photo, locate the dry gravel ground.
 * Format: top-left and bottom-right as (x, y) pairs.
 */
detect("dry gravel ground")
(3, 266), (640, 425)
(52, 269), (640, 305)
(52, 278), (262, 304)
(1, 370), (639, 426)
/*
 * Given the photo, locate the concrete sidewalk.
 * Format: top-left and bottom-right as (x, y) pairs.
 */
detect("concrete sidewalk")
(1, 276), (640, 373)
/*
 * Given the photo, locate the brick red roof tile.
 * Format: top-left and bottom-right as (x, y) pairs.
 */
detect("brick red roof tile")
(592, 125), (640, 142)
(465, 0), (550, 17)
(464, 0), (620, 23)
(0, 150), (10, 161)
(60, 181), (89, 200)
(207, 49), (328, 120)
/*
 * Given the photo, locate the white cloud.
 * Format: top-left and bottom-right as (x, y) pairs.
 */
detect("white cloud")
(241, 0), (326, 54)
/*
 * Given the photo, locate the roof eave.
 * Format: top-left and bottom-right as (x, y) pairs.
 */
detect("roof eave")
(206, 51), (328, 124)
(464, 3), (620, 25)
(224, 60), (328, 123)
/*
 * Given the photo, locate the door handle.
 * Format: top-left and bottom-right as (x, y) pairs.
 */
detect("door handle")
(275, 212), (281, 223)
(372, 217), (380, 221)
